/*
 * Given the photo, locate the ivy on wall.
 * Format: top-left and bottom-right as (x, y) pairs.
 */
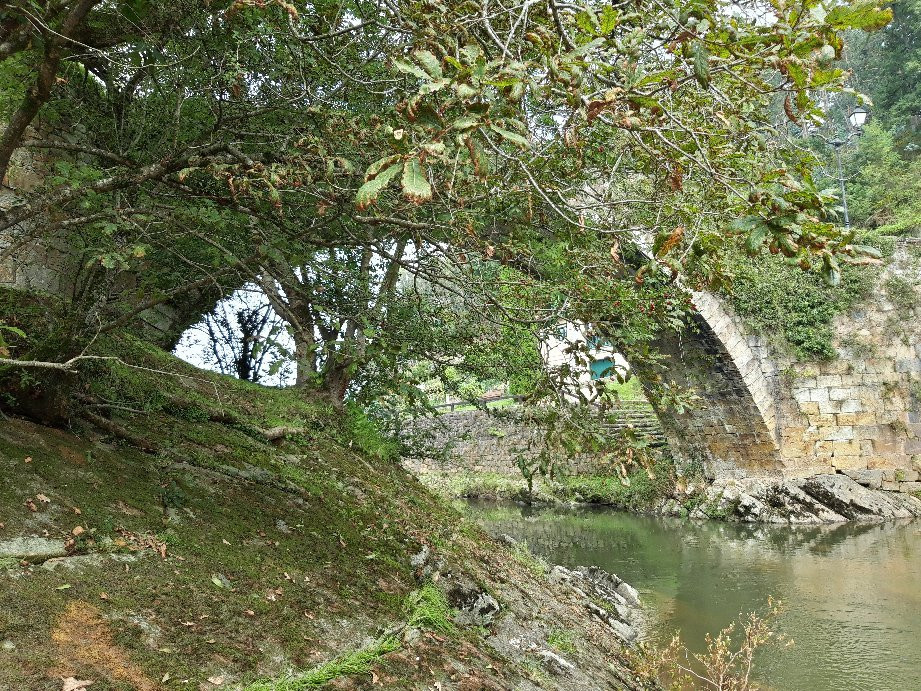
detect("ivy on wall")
(724, 244), (884, 360)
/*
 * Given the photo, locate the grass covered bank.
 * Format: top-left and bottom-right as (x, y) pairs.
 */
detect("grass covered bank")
(419, 457), (678, 514)
(0, 334), (652, 690)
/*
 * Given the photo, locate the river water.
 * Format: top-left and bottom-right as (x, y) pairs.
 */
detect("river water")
(464, 502), (921, 691)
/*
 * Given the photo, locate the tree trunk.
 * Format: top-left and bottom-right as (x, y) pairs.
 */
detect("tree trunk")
(322, 364), (351, 409)
(294, 336), (314, 388)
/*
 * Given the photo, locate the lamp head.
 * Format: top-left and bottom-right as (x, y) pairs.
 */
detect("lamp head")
(849, 105), (869, 129)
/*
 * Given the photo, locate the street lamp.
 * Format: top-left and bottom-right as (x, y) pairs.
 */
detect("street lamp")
(829, 106), (870, 230)
(848, 105), (869, 129)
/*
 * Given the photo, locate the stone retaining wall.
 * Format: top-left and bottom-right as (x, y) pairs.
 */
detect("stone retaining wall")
(403, 402), (665, 476)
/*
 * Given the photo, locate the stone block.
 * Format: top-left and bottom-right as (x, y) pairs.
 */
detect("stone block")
(793, 389), (813, 403)
(840, 399), (862, 413)
(825, 426), (855, 441)
(882, 480), (901, 491)
(842, 469), (883, 489)
(821, 360), (853, 375)
(799, 402), (820, 415)
(829, 387), (852, 401)
(810, 389), (830, 403)
(831, 440), (861, 456)
(831, 455), (867, 471)
(818, 400), (843, 414)
(816, 375), (842, 388)
(853, 412), (879, 425)
(895, 359), (921, 374)
(874, 438), (903, 455)
(899, 482), (921, 493)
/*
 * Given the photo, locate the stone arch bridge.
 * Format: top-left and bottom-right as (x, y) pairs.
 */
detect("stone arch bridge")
(412, 247), (921, 481)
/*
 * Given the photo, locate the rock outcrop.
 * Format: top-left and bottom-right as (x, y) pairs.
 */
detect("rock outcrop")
(663, 473), (921, 523)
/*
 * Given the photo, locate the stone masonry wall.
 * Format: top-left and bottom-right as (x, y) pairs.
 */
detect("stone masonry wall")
(0, 130), (223, 349)
(703, 243), (921, 481)
(403, 402), (664, 476)
(771, 244), (921, 479)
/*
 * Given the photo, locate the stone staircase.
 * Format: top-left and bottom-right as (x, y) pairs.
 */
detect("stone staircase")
(599, 400), (667, 447)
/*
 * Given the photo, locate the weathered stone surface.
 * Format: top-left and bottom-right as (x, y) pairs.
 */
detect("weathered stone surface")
(687, 473), (921, 523)
(0, 538), (67, 562)
(841, 469), (884, 489)
(41, 552), (140, 572)
(404, 402), (665, 476)
(538, 649), (575, 676)
(798, 474), (921, 520)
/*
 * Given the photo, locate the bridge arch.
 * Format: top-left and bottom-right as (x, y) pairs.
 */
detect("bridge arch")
(638, 292), (784, 479)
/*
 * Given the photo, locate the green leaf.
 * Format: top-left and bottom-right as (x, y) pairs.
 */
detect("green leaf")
(365, 155), (400, 181)
(355, 163), (402, 209)
(452, 115), (480, 131)
(745, 226), (769, 253)
(826, 2), (892, 31)
(730, 215), (761, 232)
(401, 159), (432, 204)
(692, 41), (710, 88)
(455, 83), (477, 99)
(489, 124), (529, 148)
(393, 59), (429, 80)
(599, 6), (620, 34)
(0, 324), (26, 338)
(413, 50), (442, 79)
(419, 77), (450, 95)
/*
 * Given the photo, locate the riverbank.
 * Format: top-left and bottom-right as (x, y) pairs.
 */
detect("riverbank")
(419, 465), (921, 523)
(0, 336), (652, 690)
(465, 501), (921, 691)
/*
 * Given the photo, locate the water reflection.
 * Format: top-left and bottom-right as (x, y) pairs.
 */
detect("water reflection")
(464, 501), (921, 691)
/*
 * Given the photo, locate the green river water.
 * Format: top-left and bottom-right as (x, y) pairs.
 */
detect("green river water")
(464, 502), (921, 691)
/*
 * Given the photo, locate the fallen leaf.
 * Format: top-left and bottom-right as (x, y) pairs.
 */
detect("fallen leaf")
(372, 670), (379, 684)
(72, 526), (85, 537)
(99, 592), (109, 601)
(73, 507), (82, 515)
(244, 609), (255, 616)
(36, 493), (51, 503)
(56, 584), (72, 590)
(161, 673), (171, 683)
(207, 675), (224, 686)
(24, 456), (32, 463)
(61, 678), (94, 691)
(221, 539), (230, 545)
(24, 499), (37, 512)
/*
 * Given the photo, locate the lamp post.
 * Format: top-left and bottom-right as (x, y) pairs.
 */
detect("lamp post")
(828, 106), (869, 231)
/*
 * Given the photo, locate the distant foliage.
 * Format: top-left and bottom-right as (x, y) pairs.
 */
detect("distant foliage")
(847, 125), (921, 233)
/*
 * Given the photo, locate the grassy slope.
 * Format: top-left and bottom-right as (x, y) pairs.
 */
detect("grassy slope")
(0, 336), (646, 690)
